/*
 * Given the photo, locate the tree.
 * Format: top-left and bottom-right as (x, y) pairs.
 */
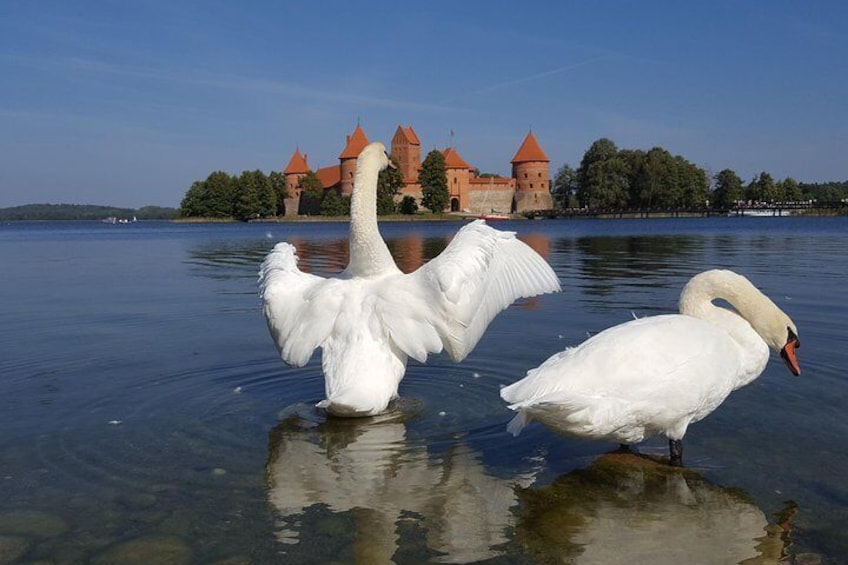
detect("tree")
(631, 147), (680, 209)
(399, 195), (418, 215)
(234, 170), (275, 221)
(577, 138), (629, 209)
(552, 164), (579, 209)
(778, 177), (803, 202)
(203, 171), (238, 217)
(747, 172), (779, 203)
(420, 150), (449, 213)
(320, 189), (350, 216)
(180, 180), (209, 217)
(297, 171), (324, 215)
(377, 159), (405, 215)
(675, 155), (709, 209)
(712, 169), (744, 209)
(582, 158), (631, 209)
(268, 171), (288, 216)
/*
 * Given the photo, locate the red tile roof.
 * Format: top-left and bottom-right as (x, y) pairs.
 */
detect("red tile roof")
(442, 147), (471, 169)
(511, 131), (549, 163)
(283, 148), (309, 174)
(403, 126), (420, 145)
(315, 165), (341, 189)
(339, 125), (370, 159)
(392, 125), (420, 146)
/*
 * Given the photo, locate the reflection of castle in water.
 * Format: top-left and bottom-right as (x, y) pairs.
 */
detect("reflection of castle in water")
(265, 408), (536, 563)
(516, 452), (793, 564)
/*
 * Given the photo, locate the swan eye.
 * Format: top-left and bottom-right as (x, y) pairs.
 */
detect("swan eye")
(787, 327), (800, 349)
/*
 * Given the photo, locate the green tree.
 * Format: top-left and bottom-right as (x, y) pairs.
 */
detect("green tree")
(675, 155), (709, 209)
(268, 171), (288, 216)
(747, 172), (779, 203)
(399, 195), (419, 215)
(204, 171), (238, 217)
(420, 150), (449, 213)
(778, 177), (803, 202)
(577, 138), (629, 209)
(320, 189), (350, 216)
(552, 164), (579, 209)
(712, 169), (744, 209)
(234, 170), (275, 221)
(180, 180), (209, 217)
(297, 171), (324, 215)
(631, 147), (680, 209)
(377, 159), (405, 215)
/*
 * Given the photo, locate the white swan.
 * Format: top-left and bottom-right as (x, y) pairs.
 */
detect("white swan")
(260, 141), (561, 417)
(501, 269), (801, 466)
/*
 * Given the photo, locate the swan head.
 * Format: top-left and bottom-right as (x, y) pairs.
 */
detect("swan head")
(358, 141), (395, 175)
(756, 307), (801, 376)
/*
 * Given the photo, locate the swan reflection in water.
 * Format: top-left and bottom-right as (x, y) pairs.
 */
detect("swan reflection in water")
(516, 452), (795, 565)
(265, 404), (537, 563)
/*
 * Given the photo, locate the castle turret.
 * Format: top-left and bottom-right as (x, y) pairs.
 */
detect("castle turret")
(391, 125), (421, 183)
(442, 147), (472, 212)
(511, 131), (553, 213)
(338, 124), (370, 196)
(283, 148), (310, 217)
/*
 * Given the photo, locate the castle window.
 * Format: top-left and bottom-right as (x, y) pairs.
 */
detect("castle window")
(530, 183), (534, 189)
(538, 172), (542, 178)
(524, 173), (528, 178)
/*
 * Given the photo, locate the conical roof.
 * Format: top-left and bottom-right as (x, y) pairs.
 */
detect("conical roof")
(339, 124), (370, 159)
(283, 148), (309, 174)
(392, 125), (421, 146)
(442, 147), (471, 169)
(511, 131), (549, 163)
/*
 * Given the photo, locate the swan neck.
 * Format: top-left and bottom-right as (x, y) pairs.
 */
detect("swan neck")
(347, 158), (397, 277)
(679, 270), (767, 325)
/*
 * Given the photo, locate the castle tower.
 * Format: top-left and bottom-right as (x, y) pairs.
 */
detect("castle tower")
(511, 131), (553, 213)
(338, 124), (370, 196)
(283, 148), (310, 217)
(390, 125), (421, 183)
(442, 147), (472, 212)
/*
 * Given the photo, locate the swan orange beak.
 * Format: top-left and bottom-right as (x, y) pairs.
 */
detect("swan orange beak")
(780, 337), (801, 376)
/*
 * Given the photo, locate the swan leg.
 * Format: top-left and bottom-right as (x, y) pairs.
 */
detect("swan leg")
(668, 439), (684, 467)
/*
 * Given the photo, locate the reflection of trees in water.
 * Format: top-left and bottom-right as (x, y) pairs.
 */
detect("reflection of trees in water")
(572, 235), (705, 301)
(516, 452), (795, 565)
(265, 407), (536, 563)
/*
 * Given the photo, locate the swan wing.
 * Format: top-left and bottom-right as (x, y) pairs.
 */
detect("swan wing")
(259, 242), (343, 366)
(391, 220), (561, 362)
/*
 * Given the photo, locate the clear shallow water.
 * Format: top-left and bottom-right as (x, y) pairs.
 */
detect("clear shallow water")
(0, 217), (846, 563)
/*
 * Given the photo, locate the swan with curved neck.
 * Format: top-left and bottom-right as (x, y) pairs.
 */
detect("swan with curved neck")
(261, 141), (561, 417)
(501, 269), (801, 466)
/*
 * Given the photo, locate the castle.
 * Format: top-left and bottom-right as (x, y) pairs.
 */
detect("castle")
(282, 124), (553, 216)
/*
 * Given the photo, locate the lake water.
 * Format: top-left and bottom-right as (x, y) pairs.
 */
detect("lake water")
(1, 216), (846, 564)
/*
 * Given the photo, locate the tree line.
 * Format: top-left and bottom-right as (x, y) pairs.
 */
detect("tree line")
(0, 203), (177, 221)
(554, 138), (848, 212)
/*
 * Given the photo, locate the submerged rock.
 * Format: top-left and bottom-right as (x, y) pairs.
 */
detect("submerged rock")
(0, 536), (30, 564)
(0, 510), (68, 537)
(94, 535), (193, 565)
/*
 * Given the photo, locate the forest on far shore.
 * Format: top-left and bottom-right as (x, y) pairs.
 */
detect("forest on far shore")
(0, 204), (178, 221)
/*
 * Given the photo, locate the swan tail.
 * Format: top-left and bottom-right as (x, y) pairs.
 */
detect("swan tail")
(506, 410), (531, 437)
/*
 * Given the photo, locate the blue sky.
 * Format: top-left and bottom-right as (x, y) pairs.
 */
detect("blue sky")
(2, 1), (846, 208)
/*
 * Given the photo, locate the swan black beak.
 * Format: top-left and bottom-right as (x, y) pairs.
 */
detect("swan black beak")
(780, 329), (801, 376)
